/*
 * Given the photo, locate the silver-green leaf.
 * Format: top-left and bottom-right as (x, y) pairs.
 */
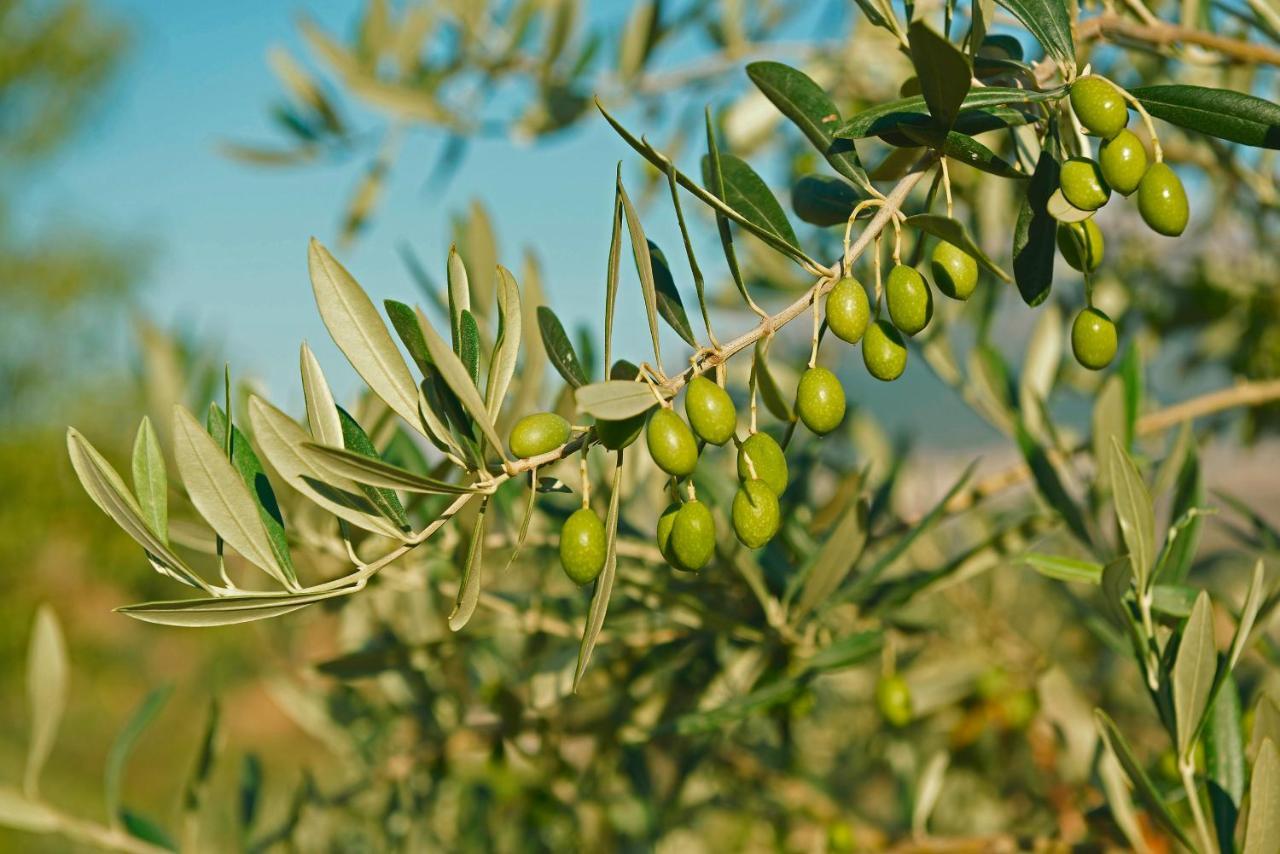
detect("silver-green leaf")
(24, 605), (67, 797)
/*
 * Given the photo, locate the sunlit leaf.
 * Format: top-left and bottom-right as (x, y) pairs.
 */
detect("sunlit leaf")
(1110, 438), (1155, 593)
(485, 266), (522, 419)
(448, 497), (488, 631)
(300, 343), (343, 448)
(1244, 739), (1280, 853)
(118, 587), (359, 627)
(131, 416), (168, 543)
(413, 306), (506, 456)
(1173, 590), (1217, 755)
(303, 442), (480, 494)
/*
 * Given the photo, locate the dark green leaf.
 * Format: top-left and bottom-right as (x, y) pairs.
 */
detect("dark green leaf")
(1160, 441), (1204, 584)
(1205, 674), (1245, 853)
(753, 339), (795, 423)
(996, 0), (1075, 68)
(791, 174), (861, 226)
(900, 127), (1026, 178)
(335, 407), (410, 529)
(239, 754), (262, 832)
(905, 214), (1010, 281)
(706, 153), (801, 250)
(836, 87), (1059, 138)
(1131, 85), (1280, 149)
(648, 240), (698, 347)
(744, 61), (871, 191)
(537, 306), (589, 388)
(1012, 149), (1059, 306)
(120, 809), (177, 851)
(660, 156), (716, 342)
(458, 309), (481, 387)
(448, 496), (487, 631)
(385, 299), (431, 375)
(703, 107), (754, 310)
(907, 20), (972, 131)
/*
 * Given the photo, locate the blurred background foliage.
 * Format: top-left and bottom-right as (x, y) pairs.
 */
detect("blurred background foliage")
(1, 0), (1279, 851)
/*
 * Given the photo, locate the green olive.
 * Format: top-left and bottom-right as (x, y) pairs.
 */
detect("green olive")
(876, 674), (913, 727)
(931, 241), (979, 301)
(825, 276), (870, 344)
(559, 507), (606, 585)
(1098, 129), (1148, 196)
(670, 499), (716, 572)
(737, 431), (788, 496)
(885, 264), (933, 335)
(508, 412), (571, 459)
(645, 408), (698, 478)
(863, 320), (907, 382)
(656, 502), (680, 563)
(732, 479), (781, 549)
(1071, 307), (1118, 371)
(1137, 162), (1189, 237)
(1056, 219), (1105, 273)
(795, 367), (846, 435)
(1069, 76), (1129, 138)
(684, 376), (737, 446)
(1060, 158), (1111, 212)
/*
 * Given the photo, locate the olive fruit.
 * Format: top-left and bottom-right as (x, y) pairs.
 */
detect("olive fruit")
(886, 264), (933, 335)
(1071, 307), (1118, 370)
(684, 376), (736, 446)
(737, 432), (788, 496)
(863, 320), (907, 382)
(1056, 219), (1105, 273)
(732, 479), (781, 548)
(508, 412), (571, 459)
(1098, 129), (1148, 196)
(645, 408), (698, 478)
(1069, 76), (1129, 138)
(876, 674), (913, 727)
(826, 276), (871, 344)
(656, 502), (680, 562)
(795, 367), (846, 435)
(931, 241), (979, 301)
(1137, 162), (1189, 237)
(1060, 158), (1111, 212)
(559, 507), (606, 585)
(669, 499), (716, 571)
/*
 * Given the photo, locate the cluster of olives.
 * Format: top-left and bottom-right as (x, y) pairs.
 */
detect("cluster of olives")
(1058, 75), (1189, 371)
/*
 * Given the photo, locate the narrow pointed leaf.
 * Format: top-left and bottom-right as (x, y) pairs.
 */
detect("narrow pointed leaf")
(1095, 710), (1198, 850)
(24, 605), (67, 797)
(1016, 419), (1091, 545)
(1205, 675), (1245, 853)
(106, 686), (171, 825)
(537, 306), (588, 388)
(1173, 590), (1217, 754)
(1012, 149), (1059, 306)
(617, 176), (664, 366)
(1130, 85), (1280, 150)
(795, 498), (869, 618)
(995, 0), (1074, 68)
(117, 587), (359, 627)
(131, 416), (168, 543)
(706, 153), (800, 249)
(446, 244), (470, 349)
(907, 20), (971, 131)
(302, 443), (479, 494)
(574, 450), (624, 689)
(300, 343), (343, 447)
(1243, 739), (1280, 854)
(413, 306), (506, 456)
(448, 497), (488, 631)
(485, 266), (522, 419)
(1025, 552), (1103, 584)
(1110, 438), (1155, 592)
(575, 380), (667, 420)
(648, 240), (698, 347)
(604, 164), (624, 372)
(836, 87), (1058, 138)
(336, 406), (410, 529)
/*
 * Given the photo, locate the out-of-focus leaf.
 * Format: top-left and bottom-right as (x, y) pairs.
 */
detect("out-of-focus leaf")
(24, 606), (66, 797)
(120, 809), (177, 851)
(906, 20), (971, 131)
(131, 416), (167, 543)
(1205, 675), (1245, 854)
(1019, 303), (1062, 439)
(616, 0), (657, 81)
(1046, 188), (1093, 223)
(575, 380), (667, 420)
(794, 498), (869, 618)
(486, 267), (522, 419)
(1025, 552), (1102, 584)
(1092, 376), (1126, 493)
(538, 306), (589, 388)
(912, 751), (950, 837)
(905, 214), (1010, 280)
(1098, 748), (1149, 854)
(1244, 739), (1280, 853)
(1095, 710), (1197, 850)
(996, 0), (1075, 69)
(181, 701), (220, 851)
(206, 404), (298, 587)
(648, 240), (698, 347)
(1130, 85), (1280, 149)
(117, 587), (359, 628)
(448, 497), (488, 631)
(754, 339), (796, 423)
(1227, 560), (1266, 674)
(1016, 419), (1091, 545)
(1110, 438), (1155, 592)
(309, 239), (422, 433)
(1252, 694), (1280, 759)
(106, 686), (172, 825)
(1012, 149), (1059, 306)
(574, 451), (624, 689)
(1160, 440), (1204, 584)
(1173, 591), (1217, 755)
(604, 163), (624, 371)
(744, 61), (870, 191)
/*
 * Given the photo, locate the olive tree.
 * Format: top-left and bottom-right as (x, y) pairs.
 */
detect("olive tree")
(5, 0), (1280, 850)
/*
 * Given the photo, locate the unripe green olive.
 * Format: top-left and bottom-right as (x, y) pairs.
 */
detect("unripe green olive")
(1069, 76), (1129, 138)
(876, 674), (913, 727)
(825, 276), (870, 344)
(737, 432), (788, 496)
(1137, 162), (1189, 237)
(645, 408), (698, 478)
(559, 507), (606, 585)
(885, 264), (933, 335)
(1060, 158), (1111, 211)
(684, 376), (737, 446)
(795, 367), (846, 435)
(1071, 307), (1118, 371)
(670, 499), (715, 571)
(508, 412), (571, 459)
(1056, 219), (1105, 273)
(656, 502), (680, 562)
(1098, 129), (1148, 196)
(863, 320), (907, 381)
(931, 241), (979, 301)
(732, 479), (781, 548)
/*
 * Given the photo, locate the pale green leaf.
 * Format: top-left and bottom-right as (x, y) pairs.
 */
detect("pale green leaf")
(1110, 437), (1155, 593)
(446, 244), (470, 350)
(617, 175), (664, 367)
(413, 306), (506, 457)
(448, 497), (488, 631)
(485, 266), (522, 419)
(1025, 552), (1103, 584)
(302, 442), (480, 494)
(575, 380), (667, 420)
(131, 416), (167, 543)
(117, 586), (359, 627)
(1096, 710), (1197, 850)
(1244, 739), (1280, 854)
(24, 605), (66, 797)
(1173, 590), (1217, 756)
(794, 498), (869, 618)
(106, 686), (171, 825)
(300, 342), (343, 447)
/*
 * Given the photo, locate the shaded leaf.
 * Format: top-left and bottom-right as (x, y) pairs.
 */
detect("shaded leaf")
(336, 406), (410, 529)
(996, 0), (1075, 68)
(836, 87), (1059, 138)
(413, 306), (506, 456)
(106, 686), (172, 824)
(795, 498), (869, 617)
(575, 380), (667, 420)
(1016, 419), (1092, 546)
(1205, 675), (1245, 854)
(537, 306), (588, 388)
(708, 153), (801, 250)
(1012, 149), (1059, 306)
(1095, 710), (1197, 850)
(907, 20), (972, 131)
(1131, 85), (1280, 149)
(648, 240), (698, 347)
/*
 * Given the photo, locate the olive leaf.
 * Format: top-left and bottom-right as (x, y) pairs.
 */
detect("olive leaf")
(660, 155), (716, 342)
(24, 605), (67, 797)
(384, 299), (432, 375)
(1205, 675), (1245, 853)
(1091, 376), (1126, 492)
(1024, 552), (1103, 584)
(904, 214), (1010, 281)
(616, 175), (665, 367)
(1130, 85), (1280, 150)
(1244, 739), (1280, 854)
(791, 174), (861, 227)
(1095, 710), (1198, 850)
(836, 87), (1059, 138)
(906, 20), (971, 132)
(1110, 438), (1155, 593)
(794, 497), (869, 618)
(1173, 590), (1217, 755)
(300, 342), (343, 448)
(448, 496), (488, 631)
(1227, 559), (1266, 673)
(744, 61), (871, 192)
(537, 306), (588, 388)
(1015, 419), (1091, 546)
(753, 339), (795, 423)
(900, 128), (1026, 179)
(412, 305), (506, 456)
(603, 162), (624, 372)
(575, 379), (667, 420)
(67, 428), (209, 591)
(308, 239), (423, 435)
(995, 0), (1075, 70)
(459, 309), (482, 387)
(648, 240), (698, 347)
(485, 266), (522, 419)
(206, 404), (298, 588)
(1253, 694), (1280, 759)
(703, 107), (754, 309)
(574, 450), (624, 690)
(446, 244), (470, 350)
(131, 415), (168, 543)
(705, 153), (801, 251)
(302, 442), (480, 494)
(1158, 441), (1204, 584)
(335, 406), (410, 529)
(117, 586), (360, 628)
(106, 685), (171, 826)
(1012, 149), (1059, 306)
(247, 396), (406, 539)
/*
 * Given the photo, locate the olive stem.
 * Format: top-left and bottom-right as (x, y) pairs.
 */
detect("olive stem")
(1118, 86), (1164, 162)
(1179, 755), (1215, 854)
(940, 158), (953, 219)
(807, 291), (821, 370)
(579, 452), (590, 508)
(873, 234), (884, 310)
